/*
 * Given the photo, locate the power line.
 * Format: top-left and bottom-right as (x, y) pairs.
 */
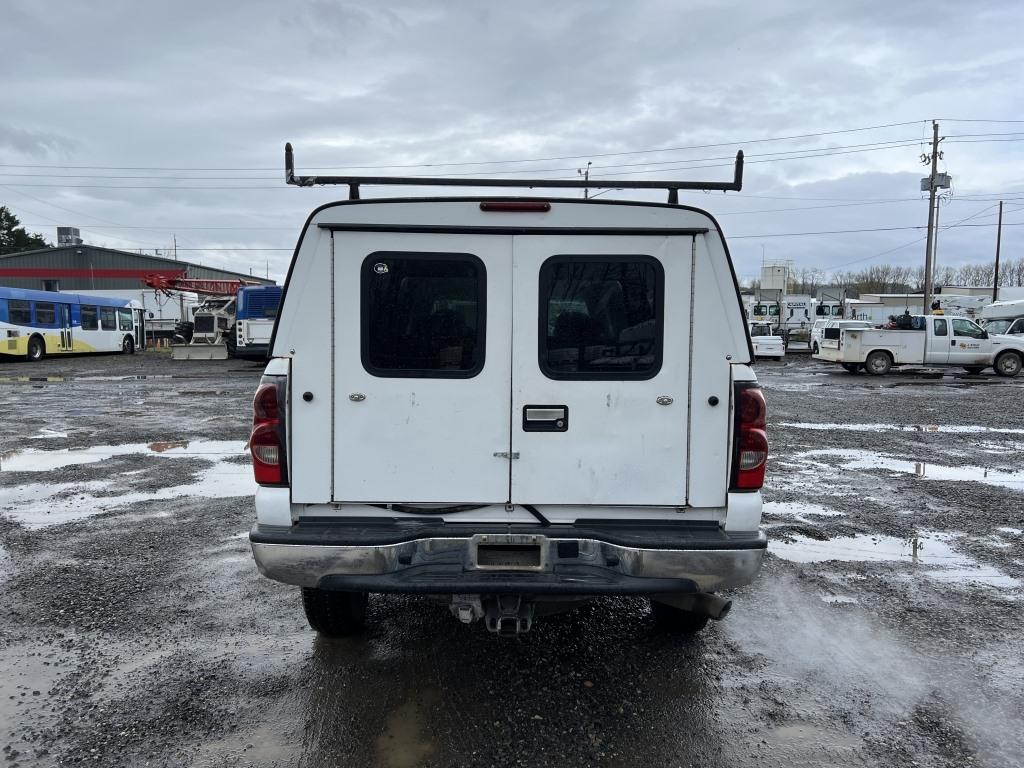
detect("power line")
(0, 120), (927, 172)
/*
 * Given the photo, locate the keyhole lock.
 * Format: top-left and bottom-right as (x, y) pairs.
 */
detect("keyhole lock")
(708, 396), (720, 406)
(302, 391), (314, 402)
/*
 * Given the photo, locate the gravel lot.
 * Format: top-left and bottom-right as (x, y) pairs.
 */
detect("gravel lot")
(1, 351), (1022, 767)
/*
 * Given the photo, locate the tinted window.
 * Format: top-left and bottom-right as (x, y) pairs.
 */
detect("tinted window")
(952, 318), (985, 338)
(540, 256), (663, 380)
(81, 306), (98, 330)
(100, 307), (117, 330)
(118, 308), (133, 331)
(934, 319), (948, 336)
(361, 252), (485, 378)
(35, 302), (56, 325)
(8, 300), (31, 325)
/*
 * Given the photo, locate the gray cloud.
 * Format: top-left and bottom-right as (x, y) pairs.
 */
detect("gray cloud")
(1, 0), (1021, 282)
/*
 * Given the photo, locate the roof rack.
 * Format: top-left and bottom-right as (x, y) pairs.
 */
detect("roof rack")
(284, 143), (743, 204)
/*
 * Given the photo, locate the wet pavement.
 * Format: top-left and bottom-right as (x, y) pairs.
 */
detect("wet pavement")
(1, 352), (1022, 767)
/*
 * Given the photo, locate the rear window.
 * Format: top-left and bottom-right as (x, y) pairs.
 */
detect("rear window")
(539, 255), (663, 380)
(361, 252), (485, 378)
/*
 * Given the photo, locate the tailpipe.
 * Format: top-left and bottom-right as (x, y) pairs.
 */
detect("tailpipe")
(652, 592), (733, 620)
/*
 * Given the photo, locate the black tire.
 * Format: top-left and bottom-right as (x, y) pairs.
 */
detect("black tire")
(811, 342), (819, 354)
(301, 588), (367, 636)
(26, 335), (45, 362)
(963, 366), (985, 375)
(864, 350), (892, 376)
(122, 335), (135, 355)
(994, 351), (1023, 378)
(841, 363), (861, 374)
(650, 600), (709, 635)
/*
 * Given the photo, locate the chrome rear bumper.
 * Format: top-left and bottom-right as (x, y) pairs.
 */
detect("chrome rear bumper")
(250, 523), (766, 595)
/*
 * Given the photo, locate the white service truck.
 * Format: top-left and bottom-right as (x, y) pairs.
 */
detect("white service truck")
(246, 146), (768, 638)
(813, 314), (1024, 376)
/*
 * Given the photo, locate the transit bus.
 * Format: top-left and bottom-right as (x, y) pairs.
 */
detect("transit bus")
(0, 287), (145, 362)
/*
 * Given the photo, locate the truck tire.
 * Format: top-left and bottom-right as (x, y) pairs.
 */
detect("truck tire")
(811, 342), (820, 354)
(301, 588), (367, 636)
(650, 600), (709, 635)
(864, 350), (892, 376)
(963, 366), (985, 375)
(27, 335), (45, 362)
(122, 335), (135, 355)
(841, 363), (861, 374)
(994, 351), (1023, 378)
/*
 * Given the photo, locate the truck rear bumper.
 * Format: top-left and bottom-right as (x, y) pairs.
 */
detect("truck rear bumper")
(249, 520), (767, 595)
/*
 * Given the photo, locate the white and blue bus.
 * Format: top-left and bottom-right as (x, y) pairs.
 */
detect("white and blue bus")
(0, 287), (145, 362)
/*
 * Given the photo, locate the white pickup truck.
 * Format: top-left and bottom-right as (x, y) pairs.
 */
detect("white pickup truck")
(245, 146), (767, 638)
(813, 314), (1024, 376)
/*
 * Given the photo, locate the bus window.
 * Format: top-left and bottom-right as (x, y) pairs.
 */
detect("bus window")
(35, 302), (56, 325)
(118, 308), (133, 331)
(100, 307), (117, 331)
(81, 306), (99, 330)
(9, 300), (31, 325)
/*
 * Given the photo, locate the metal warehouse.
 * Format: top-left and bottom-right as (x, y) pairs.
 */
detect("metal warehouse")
(0, 245), (274, 292)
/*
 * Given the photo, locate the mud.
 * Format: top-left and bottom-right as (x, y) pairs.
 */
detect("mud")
(1, 352), (1022, 767)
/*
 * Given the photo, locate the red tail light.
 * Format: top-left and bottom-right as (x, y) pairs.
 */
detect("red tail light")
(731, 383), (767, 491)
(251, 375), (288, 486)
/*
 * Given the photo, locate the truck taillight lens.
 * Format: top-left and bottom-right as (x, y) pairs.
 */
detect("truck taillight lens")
(731, 383), (767, 491)
(251, 375), (288, 486)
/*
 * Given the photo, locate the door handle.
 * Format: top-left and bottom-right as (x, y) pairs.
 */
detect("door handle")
(951, 339), (956, 346)
(523, 405), (568, 432)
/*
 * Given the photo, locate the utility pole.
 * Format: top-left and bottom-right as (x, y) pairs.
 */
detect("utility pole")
(578, 161), (592, 199)
(922, 121), (940, 314)
(993, 200), (1003, 302)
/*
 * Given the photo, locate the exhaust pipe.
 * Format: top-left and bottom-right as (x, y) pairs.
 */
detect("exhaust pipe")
(652, 592), (732, 620)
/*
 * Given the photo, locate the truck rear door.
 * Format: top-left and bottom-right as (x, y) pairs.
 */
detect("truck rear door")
(510, 236), (692, 506)
(331, 233), (513, 503)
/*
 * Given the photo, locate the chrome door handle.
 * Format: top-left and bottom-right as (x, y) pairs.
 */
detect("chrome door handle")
(523, 405), (568, 432)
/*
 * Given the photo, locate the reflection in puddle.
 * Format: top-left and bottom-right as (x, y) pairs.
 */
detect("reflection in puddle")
(771, 532), (1020, 588)
(797, 449), (1024, 491)
(0, 440), (246, 472)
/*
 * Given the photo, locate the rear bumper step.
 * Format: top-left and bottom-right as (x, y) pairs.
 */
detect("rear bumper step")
(249, 522), (766, 595)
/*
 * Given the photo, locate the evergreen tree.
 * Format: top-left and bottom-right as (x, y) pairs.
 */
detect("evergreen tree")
(0, 206), (51, 254)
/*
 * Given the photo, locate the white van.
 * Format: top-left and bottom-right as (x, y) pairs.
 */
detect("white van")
(246, 147), (768, 637)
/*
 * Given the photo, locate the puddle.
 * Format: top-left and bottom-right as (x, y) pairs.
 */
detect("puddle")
(0, 441), (254, 529)
(375, 694), (438, 768)
(771, 531), (1021, 588)
(782, 422), (1024, 435)
(0, 440), (247, 473)
(763, 501), (843, 524)
(0, 543), (10, 584)
(998, 527), (1023, 535)
(798, 449), (1024, 491)
(28, 428), (69, 440)
(820, 595), (858, 604)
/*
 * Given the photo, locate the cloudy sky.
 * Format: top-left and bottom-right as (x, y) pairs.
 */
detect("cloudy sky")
(2, 0), (1022, 284)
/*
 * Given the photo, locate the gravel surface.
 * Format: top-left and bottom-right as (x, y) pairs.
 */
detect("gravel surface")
(1, 351), (1022, 767)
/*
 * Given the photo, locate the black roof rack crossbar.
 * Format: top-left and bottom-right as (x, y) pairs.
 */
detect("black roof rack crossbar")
(284, 143), (743, 203)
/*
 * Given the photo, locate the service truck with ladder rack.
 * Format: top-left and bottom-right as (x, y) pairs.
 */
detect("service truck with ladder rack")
(247, 146), (768, 637)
